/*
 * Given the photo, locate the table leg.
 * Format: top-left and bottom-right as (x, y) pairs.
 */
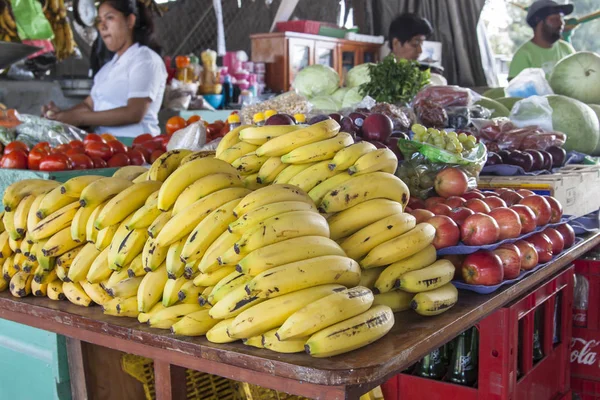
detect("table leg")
(66, 337), (89, 400)
(155, 360), (187, 400)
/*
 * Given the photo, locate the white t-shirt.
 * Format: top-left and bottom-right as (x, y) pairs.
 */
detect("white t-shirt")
(91, 43), (167, 137)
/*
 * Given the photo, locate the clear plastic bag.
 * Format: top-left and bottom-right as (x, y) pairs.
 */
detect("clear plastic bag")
(505, 68), (553, 98)
(414, 85), (473, 108)
(166, 121), (207, 151)
(15, 114), (85, 147)
(509, 95), (553, 131)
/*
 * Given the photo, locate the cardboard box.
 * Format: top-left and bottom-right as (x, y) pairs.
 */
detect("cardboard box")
(478, 165), (600, 218)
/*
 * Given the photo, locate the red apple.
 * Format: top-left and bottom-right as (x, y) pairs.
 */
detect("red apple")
(543, 227), (565, 255)
(428, 215), (460, 249)
(463, 191), (485, 200)
(543, 196), (564, 223)
(483, 191), (501, 197)
(408, 197), (426, 210)
(489, 207), (522, 240)
(493, 243), (522, 280)
(462, 250), (504, 285)
(427, 203), (453, 216)
(409, 209), (435, 224)
(556, 223), (576, 248)
(483, 196), (507, 210)
(461, 213), (500, 246)
(517, 189), (536, 197)
(515, 240), (539, 270)
(465, 198), (492, 214)
(525, 232), (554, 263)
(448, 207), (475, 226)
(494, 188), (512, 195)
(434, 167), (469, 198)
(424, 196), (446, 209)
(519, 195), (552, 226)
(405, 206), (413, 213)
(443, 254), (466, 280)
(445, 196), (466, 209)
(510, 205), (538, 234)
(500, 191), (524, 207)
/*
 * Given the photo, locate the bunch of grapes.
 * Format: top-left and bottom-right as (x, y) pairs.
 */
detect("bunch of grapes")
(411, 124), (477, 154)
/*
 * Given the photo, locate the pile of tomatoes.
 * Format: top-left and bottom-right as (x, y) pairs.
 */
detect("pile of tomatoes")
(165, 115), (230, 142)
(0, 133), (169, 171)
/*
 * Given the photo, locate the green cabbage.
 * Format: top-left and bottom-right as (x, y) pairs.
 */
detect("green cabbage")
(332, 88), (349, 104)
(342, 87), (364, 109)
(345, 63), (375, 88)
(310, 96), (341, 112)
(292, 65), (340, 98)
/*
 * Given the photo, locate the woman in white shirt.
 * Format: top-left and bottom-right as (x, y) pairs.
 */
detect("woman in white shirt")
(42, 0), (167, 137)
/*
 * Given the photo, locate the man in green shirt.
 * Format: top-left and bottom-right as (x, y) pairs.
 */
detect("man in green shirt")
(508, 0), (576, 80)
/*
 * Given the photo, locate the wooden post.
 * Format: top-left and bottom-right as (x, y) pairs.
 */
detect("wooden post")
(155, 360), (187, 400)
(66, 338), (89, 400)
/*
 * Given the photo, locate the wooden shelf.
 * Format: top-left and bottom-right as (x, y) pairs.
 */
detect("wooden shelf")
(0, 231), (598, 400)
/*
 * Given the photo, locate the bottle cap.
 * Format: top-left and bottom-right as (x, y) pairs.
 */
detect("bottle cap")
(253, 112), (265, 123)
(228, 114), (241, 124)
(293, 114), (306, 123)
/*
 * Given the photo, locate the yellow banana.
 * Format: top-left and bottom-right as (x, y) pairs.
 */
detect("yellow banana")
(216, 124), (250, 156)
(358, 266), (385, 289)
(86, 247), (112, 284)
(166, 239), (186, 279)
(255, 119), (339, 157)
(287, 159), (340, 193)
(33, 265), (57, 284)
(112, 165), (148, 181)
(147, 210), (172, 239)
(148, 150), (192, 181)
(27, 194), (45, 233)
(216, 141), (258, 164)
(374, 245), (437, 293)
(272, 162), (316, 184)
(162, 276), (189, 307)
(13, 194), (36, 236)
(9, 271), (33, 297)
(242, 335), (264, 349)
(137, 262), (168, 312)
(171, 309), (219, 336)
(233, 184), (314, 218)
(179, 151), (216, 166)
(79, 177), (134, 208)
(373, 290), (413, 312)
(56, 245), (84, 269)
(95, 223), (119, 251)
(256, 157), (287, 184)
(142, 237), (168, 272)
(62, 282), (92, 306)
(37, 187), (76, 219)
(180, 198), (241, 263)
(197, 231), (240, 273)
(206, 271), (251, 305)
(319, 172), (410, 213)
(246, 255), (361, 299)
(157, 157), (238, 211)
(328, 141), (377, 171)
(67, 243), (101, 282)
(231, 152), (269, 174)
(86, 201), (109, 243)
(132, 172), (149, 183)
(127, 254), (146, 278)
(112, 229), (148, 270)
(261, 329), (306, 353)
(199, 286), (215, 305)
(42, 227), (80, 257)
(31, 202), (80, 241)
(236, 236), (345, 276)
(206, 318), (237, 343)
(327, 199), (405, 241)
(208, 284), (265, 320)
(8, 236), (21, 255)
(2, 256), (16, 281)
(238, 124), (302, 145)
(3, 179), (60, 211)
(348, 148), (398, 176)
(105, 296), (140, 318)
(105, 275), (143, 298)
(411, 283), (458, 316)
(228, 284), (344, 339)
(276, 286), (374, 341)
(281, 132), (354, 164)
(148, 303), (203, 329)
(172, 173), (243, 215)
(0, 231), (12, 259)
(60, 175), (104, 197)
(106, 214), (135, 266)
(126, 191), (162, 230)
(227, 200), (316, 235)
(156, 188), (250, 248)
(193, 266), (236, 288)
(138, 302), (166, 323)
(178, 280), (203, 304)
(47, 279), (66, 301)
(340, 212), (416, 260)
(95, 181), (162, 230)
(56, 265), (70, 282)
(305, 305), (394, 358)
(242, 173), (263, 190)
(71, 204), (97, 242)
(80, 281), (113, 305)
(31, 278), (47, 296)
(396, 259), (455, 293)
(307, 172), (353, 205)
(360, 223), (436, 269)
(3, 211), (21, 240)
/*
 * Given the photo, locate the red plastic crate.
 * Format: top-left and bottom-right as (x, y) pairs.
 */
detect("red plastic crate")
(572, 376), (600, 399)
(574, 259), (600, 331)
(275, 20), (321, 35)
(381, 266), (574, 400)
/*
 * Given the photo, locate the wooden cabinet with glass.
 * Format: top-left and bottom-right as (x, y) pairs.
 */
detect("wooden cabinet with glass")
(251, 32), (381, 93)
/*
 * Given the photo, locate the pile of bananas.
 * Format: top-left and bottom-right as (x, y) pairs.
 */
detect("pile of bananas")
(43, 0), (76, 60)
(0, 119), (459, 358)
(0, 1), (17, 42)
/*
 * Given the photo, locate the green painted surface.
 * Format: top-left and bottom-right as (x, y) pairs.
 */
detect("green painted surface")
(0, 319), (71, 400)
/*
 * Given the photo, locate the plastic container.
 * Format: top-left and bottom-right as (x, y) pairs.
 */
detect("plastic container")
(382, 266), (574, 400)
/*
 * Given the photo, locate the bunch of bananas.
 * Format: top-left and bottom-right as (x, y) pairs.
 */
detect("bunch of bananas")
(43, 0), (76, 60)
(0, 120), (460, 358)
(0, 1), (18, 42)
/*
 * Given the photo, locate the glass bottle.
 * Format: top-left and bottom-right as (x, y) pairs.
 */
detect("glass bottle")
(533, 309), (544, 363)
(446, 331), (476, 386)
(414, 348), (445, 380)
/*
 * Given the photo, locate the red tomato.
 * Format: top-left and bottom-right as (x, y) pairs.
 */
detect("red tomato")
(133, 145), (152, 162)
(133, 133), (153, 146)
(32, 142), (51, 153)
(65, 147), (84, 156)
(85, 141), (113, 161)
(150, 149), (165, 163)
(187, 115), (201, 125)
(106, 140), (128, 155)
(128, 148), (146, 165)
(53, 144), (70, 154)
(100, 133), (116, 142)
(107, 153), (130, 167)
(206, 124), (220, 138)
(139, 140), (163, 152)
(4, 141), (29, 155)
(90, 157), (108, 169)
(67, 153), (94, 170)
(154, 135), (170, 150)
(39, 153), (72, 171)
(1, 150), (28, 169)
(83, 133), (106, 146)
(28, 148), (48, 170)
(69, 140), (85, 152)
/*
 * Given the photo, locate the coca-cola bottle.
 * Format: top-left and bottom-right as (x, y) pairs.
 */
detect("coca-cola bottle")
(573, 274), (589, 328)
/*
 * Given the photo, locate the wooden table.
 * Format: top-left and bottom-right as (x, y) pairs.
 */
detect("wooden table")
(0, 232), (598, 400)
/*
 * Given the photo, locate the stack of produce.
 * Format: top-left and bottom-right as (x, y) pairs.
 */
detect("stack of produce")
(0, 120), (460, 357)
